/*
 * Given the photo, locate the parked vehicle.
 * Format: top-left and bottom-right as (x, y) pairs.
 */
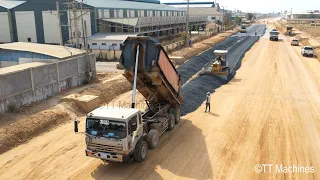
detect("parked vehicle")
(301, 46), (314, 57)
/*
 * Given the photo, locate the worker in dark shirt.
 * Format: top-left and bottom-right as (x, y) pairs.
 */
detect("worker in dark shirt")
(205, 92), (211, 113)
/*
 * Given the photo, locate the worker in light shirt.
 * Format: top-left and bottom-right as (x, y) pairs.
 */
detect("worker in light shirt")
(205, 92), (211, 113)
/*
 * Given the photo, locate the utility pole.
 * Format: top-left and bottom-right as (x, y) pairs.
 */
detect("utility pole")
(80, 0), (85, 49)
(56, 0), (63, 45)
(84, 20), (88, 53)
(72, 1), (79, 48)
(221, 6), (227, 31)
(185, 0), (190, 47)
(67, 2), (73, 44)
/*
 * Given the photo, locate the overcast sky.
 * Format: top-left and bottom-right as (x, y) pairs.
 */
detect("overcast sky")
(160, 0), (320, 13)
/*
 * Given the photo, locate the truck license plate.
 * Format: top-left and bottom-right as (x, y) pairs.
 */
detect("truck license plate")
(100, 153), (109, 159)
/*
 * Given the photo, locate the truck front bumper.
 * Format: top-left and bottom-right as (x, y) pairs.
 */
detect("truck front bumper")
(85, 149), (130, 163)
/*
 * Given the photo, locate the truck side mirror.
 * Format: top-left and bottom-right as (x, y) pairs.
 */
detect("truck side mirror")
(74, 119), (79, 133)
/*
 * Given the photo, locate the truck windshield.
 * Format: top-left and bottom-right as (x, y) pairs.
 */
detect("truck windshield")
(305, 47), (313, 50)
(270, 32), (279, 35)
(86, 118), (127, 139)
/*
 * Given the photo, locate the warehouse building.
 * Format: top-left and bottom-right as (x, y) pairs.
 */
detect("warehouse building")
(0, 42), (96, 114)
(0, 42), (86, 68)
(0, 0), (206, 47)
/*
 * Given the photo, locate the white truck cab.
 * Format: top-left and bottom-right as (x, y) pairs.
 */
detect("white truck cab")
(83, 107), (145, 163)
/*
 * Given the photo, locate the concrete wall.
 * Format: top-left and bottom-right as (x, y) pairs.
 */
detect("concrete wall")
(15, 11), (37, 42)
(0, 61), (18, 68)
(0, 12), (11, 43)
(0, 53), (96, 114)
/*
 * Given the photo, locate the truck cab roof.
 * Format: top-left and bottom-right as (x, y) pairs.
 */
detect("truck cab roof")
(87, 106), (140, 121)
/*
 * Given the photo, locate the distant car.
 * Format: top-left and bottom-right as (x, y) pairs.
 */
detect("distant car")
(291, 39), (299, 46)
(301, 46), (314, 57)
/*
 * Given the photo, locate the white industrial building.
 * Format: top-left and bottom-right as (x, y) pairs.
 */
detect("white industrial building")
(88, 33), (137, 50)
(0, 0), (207, 49)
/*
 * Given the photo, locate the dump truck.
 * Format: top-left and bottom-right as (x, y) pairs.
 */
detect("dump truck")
(74, 36), (183, 163)
(284, 26), (293, 36)
(240, 25), (247, 33)
(269, 29), (280, 41)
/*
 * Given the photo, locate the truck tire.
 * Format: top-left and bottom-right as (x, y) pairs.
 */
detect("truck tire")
(134, 141), (148, 162)
(147, 130), (159, 149)
(175, 108), (181, 124)
(168, 114), (175, 131)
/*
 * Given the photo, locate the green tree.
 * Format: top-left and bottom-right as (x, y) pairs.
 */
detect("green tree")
(247, 13), (254, 20)
(235, 16), (242, 24)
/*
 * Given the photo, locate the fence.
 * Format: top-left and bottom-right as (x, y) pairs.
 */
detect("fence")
(0, 53), (96, 114)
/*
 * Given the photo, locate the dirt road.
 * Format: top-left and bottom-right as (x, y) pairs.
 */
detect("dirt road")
(1, 24), (320, 179)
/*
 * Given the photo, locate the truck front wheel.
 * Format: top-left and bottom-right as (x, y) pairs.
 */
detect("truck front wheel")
(175, 108), (181, 124)
(168, 114), (175, 130)
(147, 130), (159, 149)
(134, 141), (148, 162)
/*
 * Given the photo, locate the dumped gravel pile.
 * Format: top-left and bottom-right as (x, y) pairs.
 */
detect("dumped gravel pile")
(177, 36), (244, 85)
(181, 25), (266, 115)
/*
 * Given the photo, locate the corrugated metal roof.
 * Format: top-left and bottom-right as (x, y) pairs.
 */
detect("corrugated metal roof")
(88, 33), (137, 41)
(0, 42), (85, 59)
(79, 0), (185, 11)
(179, 7), (221, 16)
(0, 0), (26, 9)
(0, 62), (49, 75)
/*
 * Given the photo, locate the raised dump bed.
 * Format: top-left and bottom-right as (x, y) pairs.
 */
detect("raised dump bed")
(120, 36), (183, 106)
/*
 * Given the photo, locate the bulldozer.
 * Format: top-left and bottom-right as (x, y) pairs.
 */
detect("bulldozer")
(200, 50), (230, 77)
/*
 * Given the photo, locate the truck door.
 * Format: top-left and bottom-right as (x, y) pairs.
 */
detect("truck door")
(128, 113), (143, 150)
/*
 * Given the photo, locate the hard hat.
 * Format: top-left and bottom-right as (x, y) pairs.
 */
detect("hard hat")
(207, 92), (210, 95)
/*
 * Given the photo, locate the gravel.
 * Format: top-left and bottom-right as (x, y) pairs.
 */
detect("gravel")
(180, 24), (266, 115)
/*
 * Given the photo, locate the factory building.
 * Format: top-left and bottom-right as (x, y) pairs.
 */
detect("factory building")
(0, 0), (206, 49)
(0, 42), (86, 68)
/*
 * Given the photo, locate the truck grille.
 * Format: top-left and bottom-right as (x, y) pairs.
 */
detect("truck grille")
(88, 142), (122, 153)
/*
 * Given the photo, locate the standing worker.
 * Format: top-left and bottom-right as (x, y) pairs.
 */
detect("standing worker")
(205, 92), (211, 113)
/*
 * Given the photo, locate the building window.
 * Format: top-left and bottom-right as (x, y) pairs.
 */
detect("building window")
(211, 17), (216, 20)
(92, 43), (97, 45)
(134, 10), (138, 17)
(123, 9), (127, 17)
(109, 9), (114, 18)
(112, 43), (117, 46)
(144, 10), (147, 17)
(166, 11), (168, 16)
(101, 43), (107, 45)
(27, 38), (31, 42)
(160, 11), (162, 16)
(111, 27), (116, 32)
(153, 10), (155, 17)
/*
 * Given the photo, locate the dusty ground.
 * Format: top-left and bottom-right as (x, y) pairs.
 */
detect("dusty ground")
(0, 73), (130, 153)
(0, 21), (320, 179)
(0, 27), (239, 155)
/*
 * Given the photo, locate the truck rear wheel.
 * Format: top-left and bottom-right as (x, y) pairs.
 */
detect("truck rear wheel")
(147, 130), (159, 149)
(168, 114), (175, 130)
(134, 141), (148, 162)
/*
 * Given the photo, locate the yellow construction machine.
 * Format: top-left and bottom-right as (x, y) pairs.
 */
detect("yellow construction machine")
(200, 50), (230, 77)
